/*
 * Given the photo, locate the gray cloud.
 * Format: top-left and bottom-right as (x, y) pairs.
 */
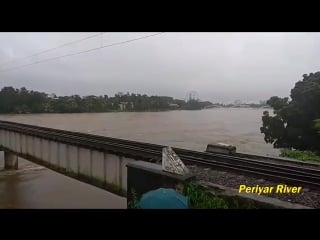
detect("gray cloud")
(0, 32), (319, 103)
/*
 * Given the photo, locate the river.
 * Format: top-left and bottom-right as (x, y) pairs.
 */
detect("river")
(0, 108), (278, 208)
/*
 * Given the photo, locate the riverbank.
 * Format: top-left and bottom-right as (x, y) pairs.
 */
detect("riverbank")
(0, 106), (272, 115)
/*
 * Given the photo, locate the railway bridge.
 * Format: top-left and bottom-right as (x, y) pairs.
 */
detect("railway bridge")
(1, 120), (320, 199)
(0, 121), (155, 196)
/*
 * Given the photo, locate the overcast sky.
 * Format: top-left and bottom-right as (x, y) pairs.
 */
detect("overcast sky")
(0, 32), (319, 103)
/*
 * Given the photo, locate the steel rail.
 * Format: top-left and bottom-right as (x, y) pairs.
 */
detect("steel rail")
(1, 120), (320, 189)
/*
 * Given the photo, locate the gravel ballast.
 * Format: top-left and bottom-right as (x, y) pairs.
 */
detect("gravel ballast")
(187, 165), (320, 208)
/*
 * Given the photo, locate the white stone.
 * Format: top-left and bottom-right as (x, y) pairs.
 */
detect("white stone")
(162, 146), (189, 175)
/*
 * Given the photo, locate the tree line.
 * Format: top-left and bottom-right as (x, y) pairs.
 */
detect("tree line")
(0, 87), (213, 114)
(260, 71), (320, 153)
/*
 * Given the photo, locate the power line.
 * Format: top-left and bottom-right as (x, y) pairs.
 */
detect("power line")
(0, 32), (104, 68)
(0, 32), (165, 74)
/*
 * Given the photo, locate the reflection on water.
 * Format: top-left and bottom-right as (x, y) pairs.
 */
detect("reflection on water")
(0, 155), (126, 209)
(0, 108), (278, 208)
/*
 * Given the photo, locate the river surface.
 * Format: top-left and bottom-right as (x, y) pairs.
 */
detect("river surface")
(0, 108), (278, 208)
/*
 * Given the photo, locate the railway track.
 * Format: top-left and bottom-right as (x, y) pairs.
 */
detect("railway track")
(1, 120), (320, 190)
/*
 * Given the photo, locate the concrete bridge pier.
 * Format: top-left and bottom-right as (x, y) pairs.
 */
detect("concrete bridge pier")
(4, 151), (18, 170)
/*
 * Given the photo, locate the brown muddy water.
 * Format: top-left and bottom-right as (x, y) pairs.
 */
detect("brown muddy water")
(0, 108), (277, 208)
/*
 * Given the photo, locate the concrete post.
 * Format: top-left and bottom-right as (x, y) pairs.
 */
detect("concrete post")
(4, 151), (18, 170)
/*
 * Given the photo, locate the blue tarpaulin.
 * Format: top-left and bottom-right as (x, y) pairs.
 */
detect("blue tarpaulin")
(139, 188), (189, 209)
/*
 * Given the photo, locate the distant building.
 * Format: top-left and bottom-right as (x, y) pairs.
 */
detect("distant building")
(169, 103), (179, 108)
(119, 102), (128, 111)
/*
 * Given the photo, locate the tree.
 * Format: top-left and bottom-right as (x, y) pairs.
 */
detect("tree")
(0, 86), (213, 113)
(260, 72), (320, 152)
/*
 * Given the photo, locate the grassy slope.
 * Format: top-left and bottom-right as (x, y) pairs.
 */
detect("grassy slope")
(280, 149), (320, 163)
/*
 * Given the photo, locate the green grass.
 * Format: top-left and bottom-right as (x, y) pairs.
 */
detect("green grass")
(280, 149), (320, 163)
(183, 183), (229, 209)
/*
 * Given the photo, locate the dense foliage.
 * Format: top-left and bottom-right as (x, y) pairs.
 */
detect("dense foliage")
(260, 72), (320, 152)
(0, 86), (213, 113)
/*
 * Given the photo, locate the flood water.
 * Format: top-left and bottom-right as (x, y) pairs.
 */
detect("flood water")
(0, 108), (278, 208)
